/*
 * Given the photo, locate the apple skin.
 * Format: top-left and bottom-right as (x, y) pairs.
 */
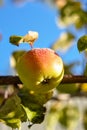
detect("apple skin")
(16, 48), (64, 93)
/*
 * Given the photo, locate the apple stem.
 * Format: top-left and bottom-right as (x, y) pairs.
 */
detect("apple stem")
(30, 43), (33, 50)
(24, 31), (39, 49)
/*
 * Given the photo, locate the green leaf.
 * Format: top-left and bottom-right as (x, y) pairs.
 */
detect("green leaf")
(19, 88), (53, 106)
(9, 35), (23, 46)
(57, 84), (78, 94)
(0, 85), (52, 129)
(83, 109), (87, 130)
(51, 32), (75, 52)
(21, 105), (45, 125)
(0, 89), (47, 129)
(45, 102), (61, 130)
(0, 94), (27, 129)
(9, 31), (38, 47)
(77, 35), (87, 52)
(18, 89), (46, 124)
(58, 104), (79, 129)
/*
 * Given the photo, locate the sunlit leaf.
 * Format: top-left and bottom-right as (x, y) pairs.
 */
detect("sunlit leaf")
(0, 87), (48, 129)
(77, 35), (87, 52)
(21, 104), (45, 125)
(45, 101), (63, 130)
(23, 31), (38, 47)
(18, 88), (46, 124)
(57, 14), (79, 28)
(58, 104), (79, 129)
(51, 32), (75, 52)
(75, 11), (87, 29)
(83, 109), (87, 130)
(80, 83), (87, 93)
(56, 0), (87, 29)
(9, 31), (38, 47)
(0, 94), (27, 129)
(46, 101), (79, 130)
(56, 1), (81, 27)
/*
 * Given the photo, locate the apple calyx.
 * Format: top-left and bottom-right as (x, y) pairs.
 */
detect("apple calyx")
(9, 31), (38, 48)
(42, 78), (50, 84)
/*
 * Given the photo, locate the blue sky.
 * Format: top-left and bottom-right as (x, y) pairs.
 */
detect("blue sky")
(0, 1), (85, 75)
(0, 2), (62, 75)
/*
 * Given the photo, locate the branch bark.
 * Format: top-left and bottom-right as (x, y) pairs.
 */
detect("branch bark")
(61, 75), (87, 84)
(0, 75), (87, 85)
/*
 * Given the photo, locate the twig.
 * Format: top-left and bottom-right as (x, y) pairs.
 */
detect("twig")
(0, 75), (87, 85)
(0, 76), (22, 85)
(0, 75), (87, 98)
(61, 75), (87, 84)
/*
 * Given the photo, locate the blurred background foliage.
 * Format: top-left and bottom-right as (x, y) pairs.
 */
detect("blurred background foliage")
(0, 0), (87, 130)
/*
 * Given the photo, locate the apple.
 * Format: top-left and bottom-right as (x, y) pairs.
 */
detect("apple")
(16, 48), (64, 94)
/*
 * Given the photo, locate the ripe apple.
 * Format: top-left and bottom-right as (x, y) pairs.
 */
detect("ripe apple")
(16, 48), (64, 93)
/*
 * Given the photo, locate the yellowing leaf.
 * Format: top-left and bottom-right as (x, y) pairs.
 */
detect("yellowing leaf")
(83, 109), (87, 130)
(23, 31), (38, 46)
(9, 31), (38, 47)
(58, 104), (79, 129)
(51, 32), (74, 52)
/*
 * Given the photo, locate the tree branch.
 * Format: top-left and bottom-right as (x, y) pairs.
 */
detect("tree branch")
(0, 76), (22, 85)
(0, 75), (87, 85)
(61, 75), (87, 84)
